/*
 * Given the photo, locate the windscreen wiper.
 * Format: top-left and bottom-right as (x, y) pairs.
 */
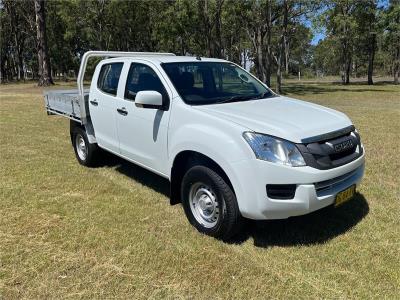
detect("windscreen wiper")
(255, 91), (272, 99)
(216, 91), (273, 104)
(216, 94), (260, 104)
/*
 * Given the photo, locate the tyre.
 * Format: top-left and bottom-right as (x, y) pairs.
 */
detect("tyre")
(181, 165), (242, 240)
(71, 126), (98, 167)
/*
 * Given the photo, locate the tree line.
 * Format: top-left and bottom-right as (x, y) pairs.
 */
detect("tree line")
(1, 0), (399, 91)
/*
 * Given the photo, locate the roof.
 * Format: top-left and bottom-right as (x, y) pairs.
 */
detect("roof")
(103, 55), (228, 64)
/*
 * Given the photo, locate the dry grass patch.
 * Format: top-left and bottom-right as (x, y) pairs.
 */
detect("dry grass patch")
(1, 81), (399, 299)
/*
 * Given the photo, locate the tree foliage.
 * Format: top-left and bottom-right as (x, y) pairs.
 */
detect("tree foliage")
(315, 0), (399, 84)
(0, 0), (399, 87)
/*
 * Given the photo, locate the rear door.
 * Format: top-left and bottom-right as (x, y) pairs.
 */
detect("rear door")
(89, 62), (123, 153)
(115, 61), (172, 176)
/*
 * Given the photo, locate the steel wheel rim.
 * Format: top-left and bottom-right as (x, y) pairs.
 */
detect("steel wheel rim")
(189, 182), (220, 228)
(75, 134), (87, 161)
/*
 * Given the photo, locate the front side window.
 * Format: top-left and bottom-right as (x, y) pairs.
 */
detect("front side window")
(162, 62), (274, 105)
(97, 63), (123, 96)
(125, 63), (167, 101)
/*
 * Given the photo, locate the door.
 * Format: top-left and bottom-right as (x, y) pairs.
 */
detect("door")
(115, 62), (171, 176)
(89, 62), (123, 153)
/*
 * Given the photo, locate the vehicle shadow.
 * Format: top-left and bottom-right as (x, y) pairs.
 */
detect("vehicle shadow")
(231, 193), (369, 248)
(97, 151), (170, 197)
(96, 152), (369, 248)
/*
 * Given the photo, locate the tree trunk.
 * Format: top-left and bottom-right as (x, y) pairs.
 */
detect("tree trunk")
(394, 45), (400, 84)
(367, 34), (376, 85)
(264, 1), (273, 87)
(0, 59), (5, 83)
(256, 39), (266, 83)
(180, 36), (185, 56)
(276, 56), (282, 93)
(341, 70), (345, 85)
(345, 58), (351, 84)
(17, 47), (24, 81)
(11, 53), (17, 80)
(34, 0), (53, 86)
(199, 0), (214, 57)
(276, 0), (289, 94)
(265, 54), (271, 87)
(214, 0), (224, 58)
(284, 36), (290, 75)
(249, 28), (267, 84)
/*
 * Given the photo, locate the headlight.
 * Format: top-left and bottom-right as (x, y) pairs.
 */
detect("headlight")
(243, 132), (306, 167)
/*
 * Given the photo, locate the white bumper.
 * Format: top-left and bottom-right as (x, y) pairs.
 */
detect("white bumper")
(229, 152), (365, 220)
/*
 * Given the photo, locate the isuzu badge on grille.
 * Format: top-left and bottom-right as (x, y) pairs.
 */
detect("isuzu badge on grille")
(334, 140), (354, 152)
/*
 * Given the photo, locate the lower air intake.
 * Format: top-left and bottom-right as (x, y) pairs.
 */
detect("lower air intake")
(266, 184), (296, 200)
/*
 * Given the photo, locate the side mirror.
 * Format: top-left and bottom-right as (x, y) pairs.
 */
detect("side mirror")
(135, 91), (163, 108)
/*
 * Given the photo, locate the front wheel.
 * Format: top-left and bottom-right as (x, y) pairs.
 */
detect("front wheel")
(181, 165), (242, 240)
(71, 126), (98, 167)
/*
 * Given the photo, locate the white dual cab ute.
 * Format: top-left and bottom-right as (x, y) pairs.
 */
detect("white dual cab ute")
(44, 51), (365, 240)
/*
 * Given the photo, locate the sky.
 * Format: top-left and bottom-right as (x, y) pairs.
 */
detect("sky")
(303, 17), (325, 46)
(311, 32), (326, 45)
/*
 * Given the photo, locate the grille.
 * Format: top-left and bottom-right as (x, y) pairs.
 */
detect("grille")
(314, 168), (359, 192)
(296, 127), (363, 170)
(329, 146), (355, 161)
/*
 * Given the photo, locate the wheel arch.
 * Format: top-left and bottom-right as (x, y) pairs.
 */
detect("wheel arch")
(169, 150), (235, 205)
(70, 119), (97, 144)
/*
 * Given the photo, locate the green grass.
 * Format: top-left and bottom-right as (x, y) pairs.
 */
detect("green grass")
(1, 80), (399, 299)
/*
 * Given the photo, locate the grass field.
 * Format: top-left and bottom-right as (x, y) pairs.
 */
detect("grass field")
(1, 80), (399, 299)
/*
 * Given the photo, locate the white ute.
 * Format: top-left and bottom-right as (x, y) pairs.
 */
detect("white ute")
(44, 51), (365, 240)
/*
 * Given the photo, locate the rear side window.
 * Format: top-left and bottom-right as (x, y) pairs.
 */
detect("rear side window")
(97, 63), (123, 96)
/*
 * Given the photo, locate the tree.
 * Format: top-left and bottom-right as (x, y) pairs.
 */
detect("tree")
(238, 0), (280, 86)
(196, 0), (225, 58)
(0, 0), (396, 86)
(222, 0), (249, 65)
(34, 0), (53, 86)
(353, 0), (379, 85)
(273, 0), (319, 93)
(323, 0), (358, 84)
(382, 0), (400, 84)
(0, 3), (13, 82)
(287, 24), (313, 76)
(275, 0), (289, 93)
(3, 1), (25, 80)
(313, 38), (340, 76)
(1, 0), (35, 82)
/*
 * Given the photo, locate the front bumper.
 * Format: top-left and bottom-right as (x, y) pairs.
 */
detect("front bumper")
(229, 152), (365, 220)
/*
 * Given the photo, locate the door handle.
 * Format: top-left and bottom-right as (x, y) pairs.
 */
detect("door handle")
(90, 99), (98, 106)
(117, 107), (128, 116)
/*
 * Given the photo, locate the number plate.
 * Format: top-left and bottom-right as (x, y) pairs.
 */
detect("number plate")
(335, 185), (356, 207)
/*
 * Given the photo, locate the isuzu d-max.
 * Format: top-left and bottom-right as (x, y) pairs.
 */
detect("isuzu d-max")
(44, 51), (365, 240)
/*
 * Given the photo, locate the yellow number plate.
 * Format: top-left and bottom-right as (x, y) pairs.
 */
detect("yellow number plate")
(335, 185), (356, 207)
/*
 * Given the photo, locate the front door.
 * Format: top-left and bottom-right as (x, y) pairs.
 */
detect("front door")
(115, 62), (171, 176)
(89, 62), (123, 153)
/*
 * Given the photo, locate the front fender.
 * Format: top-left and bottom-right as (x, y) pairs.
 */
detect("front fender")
(168, 122), (252, 213)
(169, 123), (250, 170)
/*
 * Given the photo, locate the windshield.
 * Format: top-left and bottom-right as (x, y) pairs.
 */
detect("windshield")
(161, 62), (274, 105)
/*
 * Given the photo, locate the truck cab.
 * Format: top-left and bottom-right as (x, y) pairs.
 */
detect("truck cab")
(45, 51), (365, 240)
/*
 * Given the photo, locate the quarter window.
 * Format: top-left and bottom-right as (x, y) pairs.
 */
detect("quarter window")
(97, 63), (123, 96)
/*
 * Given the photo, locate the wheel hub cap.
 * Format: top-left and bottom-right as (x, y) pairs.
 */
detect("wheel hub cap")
(76, 134), (87, 161)
(189, 183), (220, 228)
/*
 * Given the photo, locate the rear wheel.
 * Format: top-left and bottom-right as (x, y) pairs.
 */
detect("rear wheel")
(181, 165), (242, 240)
(71, 127), (98, 167)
